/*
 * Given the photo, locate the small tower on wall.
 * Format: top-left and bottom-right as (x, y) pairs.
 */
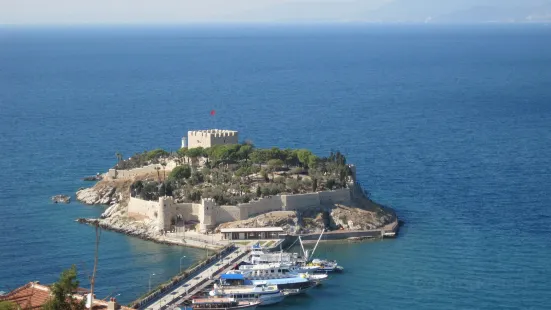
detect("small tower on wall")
(157, 197), (172, 232)
(181, 136), (187, 148)
(199, 198), (216, 233)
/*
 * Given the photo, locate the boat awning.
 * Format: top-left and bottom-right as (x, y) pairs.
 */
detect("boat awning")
(220, 273), (244, 280)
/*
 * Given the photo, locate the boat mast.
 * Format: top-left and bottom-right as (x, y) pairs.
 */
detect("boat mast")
(298, 236), (307, 259)
(310, 229), (325, 261)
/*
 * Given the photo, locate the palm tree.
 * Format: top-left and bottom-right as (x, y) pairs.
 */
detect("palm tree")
(115, 152), (122, 167)
(154, 166), (161, 182)
(161, 161), (167, 181)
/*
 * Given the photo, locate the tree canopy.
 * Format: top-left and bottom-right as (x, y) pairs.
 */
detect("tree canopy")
(42, 265), (85, 310)
(169, 165), (192, 181)
(127, 142), (352, 205)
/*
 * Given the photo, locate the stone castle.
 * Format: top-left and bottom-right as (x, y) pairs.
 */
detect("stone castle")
(116, 128), (359, 233)
(182, 129), (239, 149)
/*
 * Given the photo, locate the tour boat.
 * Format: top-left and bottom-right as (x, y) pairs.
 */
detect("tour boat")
(208, 283), (285, 306)
(239, 262), (317, 275)
(179, 297), (260, 309)
(220, 272), (319, 295)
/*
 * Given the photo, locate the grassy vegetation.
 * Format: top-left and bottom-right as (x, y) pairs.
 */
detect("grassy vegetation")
(121, 143), (352, 206)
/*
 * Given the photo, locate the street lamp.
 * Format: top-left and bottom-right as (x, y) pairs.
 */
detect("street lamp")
(180, 255), (186, 273)
(149, 273), (155, 292)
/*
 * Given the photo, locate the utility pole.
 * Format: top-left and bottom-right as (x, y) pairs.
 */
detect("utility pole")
(89, 220), (101, 309)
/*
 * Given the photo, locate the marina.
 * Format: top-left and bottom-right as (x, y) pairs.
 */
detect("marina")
(135, 230), (346, 310)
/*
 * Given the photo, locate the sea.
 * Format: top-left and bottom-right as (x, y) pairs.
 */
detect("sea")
(1, 24), (550, 309)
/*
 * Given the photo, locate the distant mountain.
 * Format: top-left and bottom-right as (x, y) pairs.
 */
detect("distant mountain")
(362, 0), (551, 23)
(434, 4), (551, 23)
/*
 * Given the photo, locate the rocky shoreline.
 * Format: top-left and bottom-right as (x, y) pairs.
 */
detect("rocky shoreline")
(74, 177), (398, 249)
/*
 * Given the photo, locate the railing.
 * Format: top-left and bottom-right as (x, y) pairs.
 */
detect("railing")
(129, 244), (236, 309)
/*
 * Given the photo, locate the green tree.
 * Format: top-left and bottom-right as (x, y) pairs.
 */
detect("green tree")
(146, 149), (169, 161)
(237, 144), (253, 162)
(308, 155), (320, 170)
(256, 186), (262, 198)
(176, 147), (188, 165)
(186, 147), (204, 169)
(267, 159), (284, 180)
(296, 149), (314, 168)
(283, 149), (299, 168)
(169, 165), (192, 181)
(42, 265), (85, 310)
(249, 150), (266, 168)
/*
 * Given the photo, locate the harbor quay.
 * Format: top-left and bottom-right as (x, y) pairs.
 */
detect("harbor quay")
(132, 245), (251, 310)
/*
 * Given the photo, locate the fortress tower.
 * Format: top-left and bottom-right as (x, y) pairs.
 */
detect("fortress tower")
(198, 198), (216, 233)
(187, 129), (238, 149)
(157, 197), (172, 231)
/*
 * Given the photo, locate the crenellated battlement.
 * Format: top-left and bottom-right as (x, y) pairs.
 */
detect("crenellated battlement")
(188, 129), (237, 137)
(187, 129), (239, 148)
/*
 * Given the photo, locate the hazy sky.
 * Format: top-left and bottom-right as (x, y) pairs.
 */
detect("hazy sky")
(0, 0), (547, 24)
(0, 0), (390, 24)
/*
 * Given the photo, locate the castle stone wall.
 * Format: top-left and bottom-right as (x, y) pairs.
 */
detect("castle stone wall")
(319, 189), (351, 205)
(281, 192), (321, 211)
(238, 196), (284, 218)
(127, 197), (159, 220)
(217, 205), (243, 223)
(107, 161), (177, 179)
(126, 188), (353, 232)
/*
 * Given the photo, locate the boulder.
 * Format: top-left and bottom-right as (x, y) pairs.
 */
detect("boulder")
(76, 185), (116, 205)
(51, 195), (71, 204)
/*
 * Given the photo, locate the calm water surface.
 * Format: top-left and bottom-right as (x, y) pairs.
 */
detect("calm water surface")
(1, 25), (550, 309)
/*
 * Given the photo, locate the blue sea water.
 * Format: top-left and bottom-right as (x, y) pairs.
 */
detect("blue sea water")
(1, 24), (551, 309)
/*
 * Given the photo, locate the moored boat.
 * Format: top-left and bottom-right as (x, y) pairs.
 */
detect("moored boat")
(209, 283), (284, 306)
(179, 297), (260, 310)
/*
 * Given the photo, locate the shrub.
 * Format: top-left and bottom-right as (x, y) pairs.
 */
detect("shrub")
(169, 165), (192, 180)
(286, 179), (300, 194)
(146, 149), (169, 161)
(290, 167), (305, 175)
(256, 186), (262, 198)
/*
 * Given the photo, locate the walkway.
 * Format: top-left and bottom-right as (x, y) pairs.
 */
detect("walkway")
(143, 247), (250, 310)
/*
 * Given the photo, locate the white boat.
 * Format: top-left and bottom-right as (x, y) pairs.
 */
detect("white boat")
(306, 259), (344, 273)
(220, 272), (318, 295)
(180, 297), (260, 310)
(239, 262), (316, 274)
(209, 283), (285, 306)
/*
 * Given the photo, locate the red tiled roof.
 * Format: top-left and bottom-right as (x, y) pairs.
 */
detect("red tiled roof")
(1, 282), (134, 310)
(0, 282), (51, 309)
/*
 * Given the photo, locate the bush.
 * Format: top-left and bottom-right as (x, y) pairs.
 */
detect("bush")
(290, 167), (305, 175)
(169, 165), (192, 180)
(146, 149), (169, 161)
(286, 179), (300, 194)
(190, 171), (204, 185)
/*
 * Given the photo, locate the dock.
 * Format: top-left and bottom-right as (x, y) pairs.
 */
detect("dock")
(135, 246), (250, 310)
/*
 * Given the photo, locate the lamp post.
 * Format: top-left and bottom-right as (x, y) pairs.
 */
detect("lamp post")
(180, 255), (186, 273)
(149, 273), (155, 292)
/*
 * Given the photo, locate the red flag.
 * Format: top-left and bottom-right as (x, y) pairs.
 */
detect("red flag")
(210, 110), (216, 116)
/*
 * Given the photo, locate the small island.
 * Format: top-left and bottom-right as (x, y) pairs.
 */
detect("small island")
(76, 129), (398, 248)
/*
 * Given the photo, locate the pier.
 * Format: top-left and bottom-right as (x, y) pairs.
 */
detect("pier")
(132, 245), (251, 310)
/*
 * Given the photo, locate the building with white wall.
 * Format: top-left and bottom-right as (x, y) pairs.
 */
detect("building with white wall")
(187, 129), (239, 148)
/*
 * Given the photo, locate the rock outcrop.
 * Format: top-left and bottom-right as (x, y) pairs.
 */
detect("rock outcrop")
(75, 179), (131, 205)
(51, 195), (71, 204)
